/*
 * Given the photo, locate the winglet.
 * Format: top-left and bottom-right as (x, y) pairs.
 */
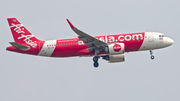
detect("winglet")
(66, 19), (75, 29)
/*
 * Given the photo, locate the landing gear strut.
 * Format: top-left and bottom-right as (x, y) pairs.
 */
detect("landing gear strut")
(93, 56), (99, 68)
(150, 50), (155, 60)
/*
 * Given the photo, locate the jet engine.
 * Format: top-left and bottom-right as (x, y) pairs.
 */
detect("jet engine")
(102, 54), (125, 63)
(104, 43), (125, 55)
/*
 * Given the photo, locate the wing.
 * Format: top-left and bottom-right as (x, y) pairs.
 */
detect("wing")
(66, 19), (107, 52)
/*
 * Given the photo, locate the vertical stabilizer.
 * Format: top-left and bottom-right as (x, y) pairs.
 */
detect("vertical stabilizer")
(7, 18), (40, 48)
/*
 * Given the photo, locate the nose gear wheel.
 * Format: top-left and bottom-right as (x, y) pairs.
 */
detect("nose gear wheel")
(151, 55), (155, 59)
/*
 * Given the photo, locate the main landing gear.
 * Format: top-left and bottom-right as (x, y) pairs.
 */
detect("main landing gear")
(93, 48), (101, 68)
(150, 50), (155, 60)
(93, 56), (99, 68)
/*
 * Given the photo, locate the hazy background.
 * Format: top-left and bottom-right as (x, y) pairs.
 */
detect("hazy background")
(0, 0), (179, 101)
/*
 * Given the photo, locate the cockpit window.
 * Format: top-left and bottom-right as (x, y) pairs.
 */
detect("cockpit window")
(159, 35), (164, 37)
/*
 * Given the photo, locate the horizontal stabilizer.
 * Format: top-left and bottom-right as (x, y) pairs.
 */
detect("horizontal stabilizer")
(9, 42), (30, 50)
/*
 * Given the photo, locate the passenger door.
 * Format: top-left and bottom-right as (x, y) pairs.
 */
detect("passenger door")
(148, 33), (154, 42)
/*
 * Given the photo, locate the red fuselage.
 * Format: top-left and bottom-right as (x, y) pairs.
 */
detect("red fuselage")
(7, 32), (145, 57)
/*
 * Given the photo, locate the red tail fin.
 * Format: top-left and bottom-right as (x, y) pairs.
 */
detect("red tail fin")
(7, 18), (40, 48)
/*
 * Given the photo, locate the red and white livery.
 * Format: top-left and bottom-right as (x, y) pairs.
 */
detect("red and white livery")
(6, 18), (174, 67)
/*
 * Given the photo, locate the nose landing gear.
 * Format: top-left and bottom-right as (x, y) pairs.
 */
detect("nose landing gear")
(150, 50), (155, 60)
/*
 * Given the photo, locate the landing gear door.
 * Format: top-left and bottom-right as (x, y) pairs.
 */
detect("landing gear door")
(148, 33), (154, 42)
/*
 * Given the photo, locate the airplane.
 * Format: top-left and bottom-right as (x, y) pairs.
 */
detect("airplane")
(6, 18), (174, 67)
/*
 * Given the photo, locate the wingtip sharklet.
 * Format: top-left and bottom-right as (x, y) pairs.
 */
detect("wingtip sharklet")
(66, 19), (75, 29)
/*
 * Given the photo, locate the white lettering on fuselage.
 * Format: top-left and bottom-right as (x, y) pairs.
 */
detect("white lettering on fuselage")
(10, 23), (37, 48)
(99, 37), (105, 42)
(78, 34), (143, 45)
(132, 34), (143, 40)
(118, 36), (124, 41)
(109, 36), (115, 42)
(125, 35), (131, 41)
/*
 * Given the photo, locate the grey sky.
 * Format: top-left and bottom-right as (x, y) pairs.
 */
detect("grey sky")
(0, 0), (179, 101)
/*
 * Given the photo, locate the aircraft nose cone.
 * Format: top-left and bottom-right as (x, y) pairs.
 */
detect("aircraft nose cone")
(166, 37), (174, 46)
(168, 38), (174, 45)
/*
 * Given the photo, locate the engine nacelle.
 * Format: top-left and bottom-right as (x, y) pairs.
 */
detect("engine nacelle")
(102, 54), (125, 63)
(104, 43), (125, 55)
